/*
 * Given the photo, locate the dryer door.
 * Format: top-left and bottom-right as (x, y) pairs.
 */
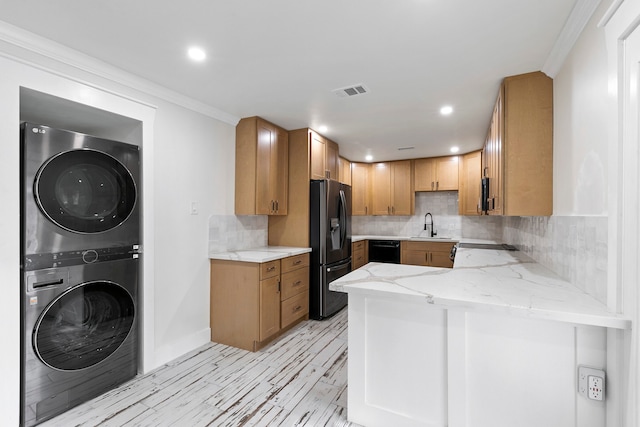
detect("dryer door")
(33, 281), (135, 371)
(34, 149), (137, 234)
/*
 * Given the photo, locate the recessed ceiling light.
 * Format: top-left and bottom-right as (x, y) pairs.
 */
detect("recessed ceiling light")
(450, 146), (460, 153)
(365, 155), (373, 162)
(187, 47), (206, 62)
(318, 125), (328, 133)
(440, 105), (454, 115)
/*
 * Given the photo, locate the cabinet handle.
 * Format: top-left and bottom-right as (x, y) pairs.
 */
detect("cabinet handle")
(276, 200), (279, 212)
(278, 280), (281, 292)
(294, 305), (302, 312)
(436, 181), (439, 190)
(293, 259), (302, 265)
(271, 200), (275, 212)
(293, 280), (302, 286)
(365, 206), (368, 215)
(431, 181), (434, 190)
(388, 206), (390, 214)
(267, 266), (276, 272)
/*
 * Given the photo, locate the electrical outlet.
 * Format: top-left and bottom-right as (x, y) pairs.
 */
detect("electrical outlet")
(588, 375), (604, 401)
(578, 365), (605, 401)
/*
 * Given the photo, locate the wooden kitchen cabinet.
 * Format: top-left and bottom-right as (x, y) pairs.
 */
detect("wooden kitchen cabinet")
(235, 117), (288, 215)
(483, 71), (553, 216)
(352, 240), (368, 269)
(401, 241), (455, 268)
(210, 253), (309, 352)
(371, 160), (414, 215)
(338, 156), (352, 185)
(414, 156), (459, 191)
(459, 150), (482, 215)
(351, 162), (371, 216)
(309, 129), (339, 180)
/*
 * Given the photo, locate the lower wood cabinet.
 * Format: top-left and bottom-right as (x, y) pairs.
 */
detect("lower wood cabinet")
(401, 241), (455, 268)
(210, 253), (309, 351)
(352, 240), (368, 270)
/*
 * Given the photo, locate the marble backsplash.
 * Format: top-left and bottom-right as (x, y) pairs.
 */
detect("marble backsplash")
(503, 216), (608, 304)
(211, 194), (607, 304)
(208, 214), (268, 253)
(351, 192), (504, 241)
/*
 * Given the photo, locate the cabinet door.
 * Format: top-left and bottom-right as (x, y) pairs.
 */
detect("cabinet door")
(414, 158), (436, 191)
(435, 157), (459, 191)
(272, 127), (288, 215)
(430, 251), (454, 268)
(352, 162), (371, 215)
(391, 160), (413, 215)
(459, 151), (482, 215)
(256, 121), (275, 214)
(371, 163), (392, 215)
(310, 131), (326, 180)
(259, 275), (281, 341)
(339, 157), (352, 185)
(326, 140), (339, 180)
(402, 250), (429, 266)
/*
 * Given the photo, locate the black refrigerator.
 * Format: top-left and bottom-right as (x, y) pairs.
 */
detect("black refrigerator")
(310, 179), (351, 320)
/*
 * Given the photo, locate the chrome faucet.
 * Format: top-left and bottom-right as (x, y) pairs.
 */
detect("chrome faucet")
(424, 213), (437, 238)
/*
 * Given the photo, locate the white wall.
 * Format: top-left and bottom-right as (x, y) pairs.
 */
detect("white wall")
(552, 0), (610, 217)
(0, 25), (237, 425)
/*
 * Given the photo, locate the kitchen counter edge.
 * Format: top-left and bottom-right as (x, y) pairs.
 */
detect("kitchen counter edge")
(209, 246), (312, 263)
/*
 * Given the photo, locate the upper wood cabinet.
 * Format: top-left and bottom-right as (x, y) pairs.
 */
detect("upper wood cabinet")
(326, 140), (339, 181)
(235, 117), (288, 215)
(309, 129), (339, 180)
(483, 71), (553, 216)
(338, 156), (352, 185)
(371, 160), (414, 215)
(458, 150), (482, 216)
(351, 162), (371, 216)
(414, 156), (459, 191)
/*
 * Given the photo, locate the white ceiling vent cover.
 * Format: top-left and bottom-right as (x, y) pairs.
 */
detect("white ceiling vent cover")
(332, 84), (370, 98)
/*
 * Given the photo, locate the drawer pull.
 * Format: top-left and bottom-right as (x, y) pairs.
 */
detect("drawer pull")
(293, 305), (302, 312)
(293, 280), (302, 286)
(266, 266), (276, 272)
(293, 259), (302, 265)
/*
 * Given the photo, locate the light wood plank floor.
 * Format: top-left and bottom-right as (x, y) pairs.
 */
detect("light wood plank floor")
(41, 308), (362, 427)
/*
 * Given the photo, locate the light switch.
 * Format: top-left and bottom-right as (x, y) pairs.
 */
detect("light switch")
(190, 201), (199, 215)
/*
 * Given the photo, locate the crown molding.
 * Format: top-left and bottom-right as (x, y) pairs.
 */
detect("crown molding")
(0, 20), (240, 126)
(542, 0), (603, 78)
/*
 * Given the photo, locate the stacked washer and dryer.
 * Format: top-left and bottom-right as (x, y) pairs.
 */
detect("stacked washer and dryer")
(20, 123), (141, 426)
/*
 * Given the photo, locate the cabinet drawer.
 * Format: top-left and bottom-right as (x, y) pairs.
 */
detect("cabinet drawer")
(281, 253), (310, 273)
(353, 240), (365, 251)
(260, 260), (280, 280)
(281, 290), (309, 329)
(281, 266), (309, 300)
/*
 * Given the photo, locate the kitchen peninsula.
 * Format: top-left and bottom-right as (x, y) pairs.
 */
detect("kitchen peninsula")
(331, 244), (630, 427)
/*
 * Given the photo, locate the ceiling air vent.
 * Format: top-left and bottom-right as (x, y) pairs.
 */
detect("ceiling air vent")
(332, 84), (370, 98)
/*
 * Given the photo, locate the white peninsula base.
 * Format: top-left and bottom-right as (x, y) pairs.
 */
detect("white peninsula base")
(347, 293), (607, 427)
(333, 252), (628, 427)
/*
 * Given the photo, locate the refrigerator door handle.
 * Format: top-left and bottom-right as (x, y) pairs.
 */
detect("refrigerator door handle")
(339, 189), (347, 249)
(327, 262), (351, 273)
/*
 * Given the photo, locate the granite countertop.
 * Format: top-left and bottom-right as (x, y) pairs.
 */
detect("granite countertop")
(209, 246), (311, 263)
(330, 246), (631, 330)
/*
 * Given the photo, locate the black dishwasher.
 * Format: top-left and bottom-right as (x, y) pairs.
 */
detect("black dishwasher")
(368, 240), (401, 264)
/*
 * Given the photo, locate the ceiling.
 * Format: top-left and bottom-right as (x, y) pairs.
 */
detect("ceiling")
(0, 0), (578, 162)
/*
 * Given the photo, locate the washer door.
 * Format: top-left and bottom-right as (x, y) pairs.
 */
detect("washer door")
(33, 281), (135, 371)
(34, 149), (137, 234)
